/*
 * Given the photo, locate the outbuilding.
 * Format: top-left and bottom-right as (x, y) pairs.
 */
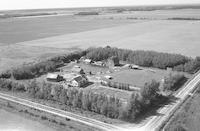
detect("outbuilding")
(46, 73), (63, 82)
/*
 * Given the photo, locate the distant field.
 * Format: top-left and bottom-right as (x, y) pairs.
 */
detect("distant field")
(0, 45), (74, 72)
(100, 9), (200, 20)
(1, 8), (200, 73)
(0, 15), (135, 44)
(19, 20), (200, 57)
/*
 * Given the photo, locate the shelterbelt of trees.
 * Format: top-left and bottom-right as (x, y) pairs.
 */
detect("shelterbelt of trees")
(0, 73), (185, 122)
(86, 46), (200, 73)
(0, 46), (198, 80)
(0, 51), (86, 80)
(0, 78), (165, 121)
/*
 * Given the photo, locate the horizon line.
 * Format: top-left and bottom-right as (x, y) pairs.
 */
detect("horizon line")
(1, 3), (200, 11)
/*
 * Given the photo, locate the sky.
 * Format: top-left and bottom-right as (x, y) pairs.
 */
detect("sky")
(0, 0), (200, 10)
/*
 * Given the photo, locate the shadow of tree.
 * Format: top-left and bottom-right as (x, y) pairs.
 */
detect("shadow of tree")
(133, 95), (179, 124)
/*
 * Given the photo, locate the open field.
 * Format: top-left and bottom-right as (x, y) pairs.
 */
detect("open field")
(100, 9), (200, 20)
(0, 9), (199, 73)
(0, 109), (56, 131)
(109, 68), (172, 87)
(0, 15), (136, 44)
(0, 97), (97, 131)
(0, 45), (76, 72)
(165, 85), (200, 131)
(18, 19), (200, 57)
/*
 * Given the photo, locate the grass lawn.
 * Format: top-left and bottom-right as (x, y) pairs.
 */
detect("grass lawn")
(109, 68), (173, 87)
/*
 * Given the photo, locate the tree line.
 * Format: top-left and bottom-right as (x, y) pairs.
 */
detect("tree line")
(0, 76), (182, 122)
(27, 80), (124, 119)
(0, 78), (168, 122)
(86, 46), (200, 73)
(160, 73), (186, 92)
(0, 51), (86, 80)
(0, 79), (26, 91)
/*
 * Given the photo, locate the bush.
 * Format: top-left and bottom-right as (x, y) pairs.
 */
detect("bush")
(0, 79), (26, 91)
(41, 116), (48, 120)
(161, 73), (186, 92)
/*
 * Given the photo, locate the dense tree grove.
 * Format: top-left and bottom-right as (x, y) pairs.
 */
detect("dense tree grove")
(86, 47), (200, 73)
(86, 47), (189, 69)
(0, 78), (169, 121)
(140, 80), (160, 105)
(26, 80), (165, 121)
(0, 51), (85, 80)
(174, 57), (200, 73)
(160, 73), (186, 92)
(26, 80), (124, 119)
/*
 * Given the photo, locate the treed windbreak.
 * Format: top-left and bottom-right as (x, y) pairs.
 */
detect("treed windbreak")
(86, 46), (200, 73)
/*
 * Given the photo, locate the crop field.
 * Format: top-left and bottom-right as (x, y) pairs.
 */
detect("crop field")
(100, 9), (200, 20)
(18, 18), (200, 57)
(0, 45), (75, 72)
(165, 85), (200, 131)
(0, 15), (136, 44)
(0, 8), (200, 73)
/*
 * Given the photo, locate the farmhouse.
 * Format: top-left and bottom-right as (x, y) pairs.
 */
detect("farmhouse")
(107, 56), (119, 67)
(70, 75), (88, 87)
(62, 73), (88, 87)
(93, 61), (106, 66)
(84, 59), (93, 64)
(46, 73), (63, 82)
(62, 73), (78, 81)
(131, 65), (140, 70)
(123, 64), (140, 69)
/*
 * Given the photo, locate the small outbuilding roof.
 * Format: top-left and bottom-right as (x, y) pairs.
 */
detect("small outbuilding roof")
(74, 76), (84, 82)
(47, 73), (59, 79)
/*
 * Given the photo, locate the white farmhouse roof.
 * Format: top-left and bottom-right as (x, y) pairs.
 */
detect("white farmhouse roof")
(47, 73), (59, 79)
(85, 59), (92, 63)
(104, 75), (112, 79)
